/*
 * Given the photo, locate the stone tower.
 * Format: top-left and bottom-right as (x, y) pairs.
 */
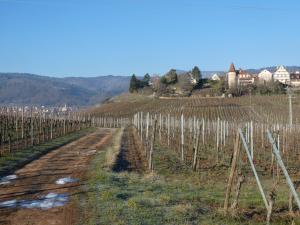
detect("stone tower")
(228, 63), (237, 89)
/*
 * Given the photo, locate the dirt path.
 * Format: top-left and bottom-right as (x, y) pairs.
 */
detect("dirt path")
(113, 126), (146, 173)
(0, 128), (114, 225)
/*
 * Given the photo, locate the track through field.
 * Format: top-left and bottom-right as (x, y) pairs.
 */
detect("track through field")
(0, 128), (113, 225)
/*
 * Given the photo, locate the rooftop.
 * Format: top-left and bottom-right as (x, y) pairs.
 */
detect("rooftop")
(229, 63), (236, 72)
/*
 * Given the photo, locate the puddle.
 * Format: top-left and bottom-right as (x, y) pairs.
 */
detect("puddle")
(0, 199), (17, 208)
(19, 193), (69, 209)
(0, 193), (69, 210)
(55, 177), (78, 185)
(0, 174), (17, 185)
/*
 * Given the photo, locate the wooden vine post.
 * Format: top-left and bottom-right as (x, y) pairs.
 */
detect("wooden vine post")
(230, 172), (245, 210)
(145, 112), (149, 155)
(167, 114), (170, 146)
(192, 124), (201, 171)
(224, 130), (241, 213)
(149, 118), (157, 172)
(180, 113), (184, 161)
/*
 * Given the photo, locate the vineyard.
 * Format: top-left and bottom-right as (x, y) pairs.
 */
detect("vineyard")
(89, 94), (300, 123)
(89, 94), (300, 224)
(0, 107), (92, 157)
(2, 94), (300, 224)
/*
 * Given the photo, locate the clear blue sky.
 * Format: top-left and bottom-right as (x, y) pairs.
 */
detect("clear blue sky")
(0, 0), (299, 77)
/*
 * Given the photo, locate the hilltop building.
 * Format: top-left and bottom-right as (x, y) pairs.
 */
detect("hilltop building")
(211, 73), (221, 81)
(290, 71), (300, 87)
(227, 63), (300, 88)
(258, 69), (273, 83)
(273, 65), (290, 84)
(227, 63), (237, 89)
(237, 69), (254, 86)
(188, 72), (197, 84)
(227, 63), (255, 88)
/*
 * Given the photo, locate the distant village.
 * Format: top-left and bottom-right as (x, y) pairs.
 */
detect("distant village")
(129, 63), (300, 98)
(224, 63), (300, 89)
(0, 104), (78, 116)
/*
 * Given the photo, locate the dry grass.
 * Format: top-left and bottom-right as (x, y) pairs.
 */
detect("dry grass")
(105, 128), (124, 168)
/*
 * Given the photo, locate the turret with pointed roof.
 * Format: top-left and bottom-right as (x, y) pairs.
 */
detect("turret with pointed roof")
(229, 63), (236, 73)
(228, 62), (237, 89)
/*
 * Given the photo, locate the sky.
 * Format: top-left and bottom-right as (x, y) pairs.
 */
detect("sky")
(0, 0), (300, 77)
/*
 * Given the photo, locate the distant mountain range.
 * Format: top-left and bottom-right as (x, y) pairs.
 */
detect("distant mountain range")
(1, 66), (299, 106)
(0, 73), (130, 106)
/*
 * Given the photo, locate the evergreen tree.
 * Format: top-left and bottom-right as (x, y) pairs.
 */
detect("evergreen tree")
(129, 74), (138, 93)
(142, 73), (151, 86)
(192, 66), (202, 87)
(192, 66), (201, 82)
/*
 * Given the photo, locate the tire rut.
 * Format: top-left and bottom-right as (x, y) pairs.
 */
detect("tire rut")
(113, 126), (146, 173)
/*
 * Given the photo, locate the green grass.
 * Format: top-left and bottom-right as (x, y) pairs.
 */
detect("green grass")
(77, 136), (299, 225)
(110, 93), (152, 103)
(0, 128), (95, 176)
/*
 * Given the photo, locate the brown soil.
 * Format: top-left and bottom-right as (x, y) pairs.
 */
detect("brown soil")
(113, 126), (146, 173)
(0, 128), (114, 225)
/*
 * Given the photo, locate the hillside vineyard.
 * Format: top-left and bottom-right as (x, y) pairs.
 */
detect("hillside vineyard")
(86, 94), (300, 220)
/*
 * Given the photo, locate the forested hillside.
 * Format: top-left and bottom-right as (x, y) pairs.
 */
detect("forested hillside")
(0, 73), (130, 106)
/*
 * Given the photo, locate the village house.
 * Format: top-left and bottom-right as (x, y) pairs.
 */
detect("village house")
(258, 69), (273, 83)
(237, 69), (255, 86)
(290, 71), (300, 87)
(188, 72), (197, 84)
(211, 73), (221, 81)
(273, 65), (290, 84)
(227, 64), (300, 88)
